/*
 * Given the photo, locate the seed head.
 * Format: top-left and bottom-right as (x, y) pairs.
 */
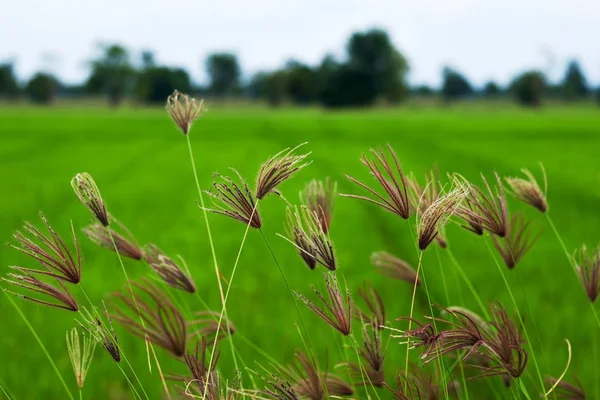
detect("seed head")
(492, 212), (542, 269)
(302, 178), (337, 234)
(2, 271), (78, 311)
(343, 321), (385, 387)
(418, 185), (468, 251)
(188, 310), (236, 343)
(8, 211), (81, 284)
(354, 281), (386, 329)
(573, 244), (600, 303)
(143, 244), (196, 293)
(203, 169), (261, 228)
(78, 301), (121, 362)
(84, 221), (142, 261)
(71, 173), (109, 227)
(111, 278), (187, 357)
(545, 376), (585, 400)
(66, 328), (96, 389)
(505, 166), (548, 213)
(342, 144), (411, 219)
(165, 90), (205, 135)
(286, 351), (353, 400)
(256, 143), (311, 199)
(371, 251), (420, 286)
(282, 206), (336, 271)
(295, 273), (351, 336)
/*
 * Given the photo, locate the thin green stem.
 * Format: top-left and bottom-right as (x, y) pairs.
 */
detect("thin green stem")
(2, 288), (74, 400)
(0, 376), (13, 400)
(446, 247), (489, 319)
(404, 250), (423, 391)
(117, 363), (142, 400)
(78, 389), (82, 400)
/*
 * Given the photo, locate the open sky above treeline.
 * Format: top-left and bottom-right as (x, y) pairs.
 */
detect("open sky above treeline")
(2, 0), (600, 87)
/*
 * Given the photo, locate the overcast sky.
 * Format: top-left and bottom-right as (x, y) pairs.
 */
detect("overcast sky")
(2, 0), (599, 88)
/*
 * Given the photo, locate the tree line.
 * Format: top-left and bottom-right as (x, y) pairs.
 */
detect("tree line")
(0, 28), (598, 108)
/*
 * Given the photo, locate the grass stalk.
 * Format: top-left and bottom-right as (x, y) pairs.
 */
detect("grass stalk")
(116, 363), (143, 400)
(404, 250), (423, 391)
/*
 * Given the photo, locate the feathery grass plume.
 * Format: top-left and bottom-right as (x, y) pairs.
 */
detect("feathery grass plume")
(371, 251), (419, 286)
(188, 310), (235, 342)
(66, 328), (96, 389)
(572, 244), (600, 303)
(77, 301), (120, 362)
(385, 367), (449, 400)
(143, 244), (196, 293)
(111, 278), (187, 357)
(254, 371), (300, 400)
(285, 351), (353, 399)
(302, 178), (337, 234)
(84, 221), (142, 261)
(295, 272), (351, 336)
(544, 376), (585, 400)
(393, 318), (441, 360)
(282, 206), (335, 271)
(342, 143), (411, 219)
(492, 212), (542, 269)
(354, 281), (386, 328)
(505, 166), (548, 213)
(384, 372), (424, 400)
(406, 169), (448, 248)
(165, 90), (206, 135)
(2, 271), (78, 311)
(455, 172), (508, 237)
(71, 172), (109, 227)
(418, 184), (468, 251)
(203, 169), (261, 228)
(344, 321), (385, 387)
(255, 143), (311, 199)
(8, 211), (81, 283)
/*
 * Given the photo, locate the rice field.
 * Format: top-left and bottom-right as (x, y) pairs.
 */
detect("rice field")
(0, 104), (599, 399)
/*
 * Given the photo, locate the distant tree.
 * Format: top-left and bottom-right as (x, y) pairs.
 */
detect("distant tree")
(284, 60), (317, 104)
(86, 44), (135, 106)
(346, 28), (409, 105)
(140, 50), (156, 70)
(596, 87), (600, 106)
(264, 71), (287, 107)
(412, 85), (434, 96)
(510, 70), (545, 107)
(482, 81), (501, 97)
(247, 72), (269, 99)
(315, 54), (339, 103)
(319, 65), (374, 108)
(205, 53), (240, 97)
(135, 66), (192, 104)
(0, 63), (19, 98)
(561, 60), (588, 100)
(25, 72), (59, 104)
(441, 67), (473, 101)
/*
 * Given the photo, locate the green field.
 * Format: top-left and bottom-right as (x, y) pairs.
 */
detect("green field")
(1, 105), (599, 399)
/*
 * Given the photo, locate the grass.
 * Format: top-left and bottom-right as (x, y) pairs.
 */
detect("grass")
(0, 104), (599, 399)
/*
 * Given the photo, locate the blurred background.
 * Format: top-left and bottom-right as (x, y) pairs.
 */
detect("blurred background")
(1, 1), (600, 399)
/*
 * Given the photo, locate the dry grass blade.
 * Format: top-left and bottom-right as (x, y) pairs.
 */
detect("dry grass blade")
(295, 273), (351, 336)
(455, 172), (509, 237)
(71, 172), (109, 227)
(572, 244), (600, 303)
(256, 143), (311, 199)
(492, 212), (542, 269)
(2, 271), (78, 311)
(418, 184), (468, 250)
(166, 90), (206, 135)
(371, 251), (419, 286)
(8, 211), (81, 283)
(282, 206), (335, 271)
(66, 327), (96, 389)
(143, 244), (196, 293)
(302, 178), (337, 234)
(84, 220), (142, 260)
(342, 143), (411, 219)
(505, 166), (548, 213)
(111, 278), (187, 357)
(354, 281), (386, 328)
(203, 169), (261, 228)
(188, 310), (235, 342)
(545, 375), (585, 400)
(77, 301), (121, 362)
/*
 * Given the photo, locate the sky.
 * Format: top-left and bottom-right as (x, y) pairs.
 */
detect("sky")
(2, 0), (599, 88)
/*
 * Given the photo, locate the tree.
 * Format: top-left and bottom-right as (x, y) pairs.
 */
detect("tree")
(510, 70), (545, 107)
(140, 51), (156, 70)
(561, 60), (588, 100)
(264, 71), (287, 107)
(412, 85), (434, 96)
(284, 60), (317, 104)
(482, 81), (501, 97)
(134, 66), (192, 104)
(205, 53), (240, 97)
(0, 63), (19, 98)
(441, 67), (473, 101)
(86, 44), (135, 106)
(26, 72), (58, 104)
(319, 65), (375, 108)
(346, 28), (409, 105)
